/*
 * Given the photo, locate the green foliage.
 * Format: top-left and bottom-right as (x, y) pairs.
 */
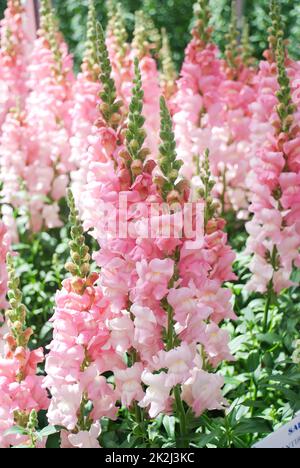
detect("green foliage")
(1, 0), (300, 68)
(50, 0), (195, 70)
(13, 227), (69, 348)
(245, 0), (300, 60)
(50, 0), (300, 73)
(0, 0), (5, 18)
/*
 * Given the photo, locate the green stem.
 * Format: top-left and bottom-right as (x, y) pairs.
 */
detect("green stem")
(263, 246), (277, 333)
(174, 386), (188, 448)
(263, 282), (273, 334)
(250, 376), (258, 418)
(134, 401), (147, 445)
(129, 346), (147, 444)
(134, 403), (143, 424)
(167, 304), (174, 351)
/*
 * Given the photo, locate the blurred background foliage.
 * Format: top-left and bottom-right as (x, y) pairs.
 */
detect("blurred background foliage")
(50, 0), (300, 69)
(1, 1), (300, 69)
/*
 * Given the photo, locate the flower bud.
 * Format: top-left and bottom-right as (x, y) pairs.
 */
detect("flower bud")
(71, 277), (86, 295)
(81, 263), (90, 277)
(129, 139), (140, 153)
(111, 112), (122, 127)
(138, 148), (151, 161)
(131, 159), (143, 176)
(119, 149), (131, 164)
(153, 175), (166, 188)
(99, 102), (110, 115)
(167, 190), (181, 205)
(71, 252), (81, 263)
(65, 262), (78, 276)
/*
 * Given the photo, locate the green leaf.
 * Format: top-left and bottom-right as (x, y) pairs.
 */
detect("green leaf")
(196, 432), (220, 448)
(257, 333), (281, 345)
(163, 415), (176, 439)
(38, 426), (60, 440)
(246, 351), (260, 373)
(39, 322), (53, 340)
(4, 426), (28, 437)
(230, 335), (248, 354)
(235, 418), (273, 435)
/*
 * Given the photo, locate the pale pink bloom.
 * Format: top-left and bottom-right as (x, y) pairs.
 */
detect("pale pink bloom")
(0, 330), (48, 445)
(114, 363), (145, 407)
(130, 304), (163, 364)
(47, 384), (82, 431)
(68, 422), (102, 449)
(42, 204), (62, 230)
(246, 256), (274, 293)
(0, 0), (30, 128)
(60, 430), (75, 449)
(45, 277), (118, 431)
(182, 368), (226, 417)
(272, 269), (294, 293)
(277, 226), (300, 271)
(1, 205), (18, 244)
(78, 32), (237, 422)
(138, 56), (161, 160)
(107, 313), (134, 354)
(131, 258), (174, 302)
(201, 323), (234, 367)
(70, 66), (101, 201)
(246, 52), (300, 293)
(153, 343), (195, 387)
(106, 27), (133, 109)
(0, 390), (14, 448)
(81, 364), (118, 421)
(171, 25), (256, 213)
(168, 285), (213, 326)
(139, 371), (172, 418)
(22, 21), (75, 231)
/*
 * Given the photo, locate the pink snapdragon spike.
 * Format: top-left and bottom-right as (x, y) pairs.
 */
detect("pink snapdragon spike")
(172, 0), (257, 216)
(62, 421), (102, 449)
(171, 1), (224, 182)
(0, 106), (42, 232)
(44, 190), (119, 449)
(0, 0), (30, 129)
(249, 7), (285, 160)
(106, 1), (133, 109)
(246, 5), (300, 322)
(160, 27), (177, 100)
(213, 13), (257, 216)
(70, 0), (102, 200)
(0, 255), (48, 448)
(23, 0), (74, 231)
(45, 277), (119, 445)
(80, 33), (236, 441)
